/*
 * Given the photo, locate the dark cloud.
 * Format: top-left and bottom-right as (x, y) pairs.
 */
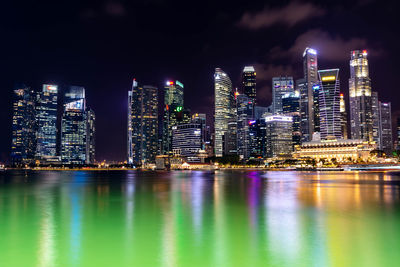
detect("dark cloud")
(104, 1), (126, 17)
(268, 29), (382, 62)
(238, 1), (325, 30)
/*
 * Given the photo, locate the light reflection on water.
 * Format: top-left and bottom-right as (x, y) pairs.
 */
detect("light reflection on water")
(0, 170), (400, 267)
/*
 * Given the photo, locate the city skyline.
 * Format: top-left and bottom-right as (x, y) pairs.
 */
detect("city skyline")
(1, 0), (399, 162)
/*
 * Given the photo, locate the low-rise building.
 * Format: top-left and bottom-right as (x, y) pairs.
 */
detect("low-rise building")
(293, 139), (376, 162)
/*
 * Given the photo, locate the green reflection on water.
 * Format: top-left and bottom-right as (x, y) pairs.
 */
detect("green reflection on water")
(0, 170), (400, 267)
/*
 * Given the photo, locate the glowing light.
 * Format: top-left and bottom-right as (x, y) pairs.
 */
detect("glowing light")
(363, 50), (367, 56)
(175, 106), (183, 112)
(249, 120), (256, 125)
(166, 81), (174, 86)
(321, 76), (336, 81)
(176, 80), (184, 88)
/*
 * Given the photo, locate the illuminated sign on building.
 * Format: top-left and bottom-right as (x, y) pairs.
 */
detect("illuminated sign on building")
(65, 99), (84, 111)
(321, 76), (336, 82)
(176, 80), (184, 88)
(175, 106), (183, 112)
(265, 115), (293, 122)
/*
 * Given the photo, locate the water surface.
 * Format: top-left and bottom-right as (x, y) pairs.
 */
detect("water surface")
(0, 170), (400, 267)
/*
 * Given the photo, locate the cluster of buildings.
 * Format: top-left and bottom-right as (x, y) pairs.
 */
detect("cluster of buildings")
(127, 47), (396, 167)
(11, 84), (95, 166)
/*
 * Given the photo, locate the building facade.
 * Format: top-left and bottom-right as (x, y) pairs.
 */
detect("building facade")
(294, 139), (376, 162)
(282, 91), (301, 148)
(128, 80), (158, 165)
(349, 50), (373, 141)
(301, 47), (319, 142)
(11, 86), (36, 166)
(318, 69), (341, 140)
(371, 91), (380, 148)
(236, 94), (254, 159)
(340, 94), (348, 139)
(272, 76), (294, 114)
(85, 108), (96, 164)
(265, 115), (293, 158)
(163, 80), (185, 154)
(172, 123), (203, 162)
(61, 86), (87, 164)
(379, 102), (393, 155)
(35, 84), (59, 163)
(242, 66), (256, 105)
(214, 68), (235, 157)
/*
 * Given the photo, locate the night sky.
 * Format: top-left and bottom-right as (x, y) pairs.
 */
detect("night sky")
(1, 0), (399, 162)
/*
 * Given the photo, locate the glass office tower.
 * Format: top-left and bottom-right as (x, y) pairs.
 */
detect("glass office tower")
(162, 80), (185, 154)
(379, 102), (393, 155)
(214, 68), (235, 157)
(128, 80), (158, 165)
(61, 86), (87, 164)
(349, 50), (373, 141)
(11, 86), (36, 165)
(242, 66), (256, 105)
(35, 84), (59, 163)
(318, 69), (341, 140)
(272, 76), (294, 114)
(282, 91), (301, 148)
(301, 47), (319, 141)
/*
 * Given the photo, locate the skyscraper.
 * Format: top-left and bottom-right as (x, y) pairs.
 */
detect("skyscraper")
(61, 86), (87, 164)
(162, 80), (186, 154)
(85, 108), (96, 164)
(300, 47), (319, 141)
(242, 66), (256, 104)
(371, 91), (380, 147)
(236, 94), (254, 159)
(349, 50), (373, 141)
(214, 68), (234, 157)
(11, 86), (36, 166)
(265, 115), (293, 158)
(272, 76), (294, 114)
(340, 94), (348, 139)
(282, 91), (301, 147)
(318, 69), (341, 140)
(128, 80), (158, 165)
(379, 102), (393, 155)
(35, 84), (59, 163)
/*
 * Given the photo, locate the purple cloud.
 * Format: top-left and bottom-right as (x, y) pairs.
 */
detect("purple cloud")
(238, 1), (325, 30)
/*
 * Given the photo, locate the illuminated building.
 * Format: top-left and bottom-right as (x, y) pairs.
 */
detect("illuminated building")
(127, 80), (158, 165)
(162, 80), (186, 154)
(340, 94), (348, 139)
(265, 115), (293, 158)
(397, 117), (400, 150)
(214, 68), (235, 157)
(172, 123), (203, 162)
(272, 76), (294, 114)
(224, 119), (237, 155)
(294, 139), (376, 162)
(242, 66), (256, 105)
(300, 47), (319, 142)
(349, 50), (373, 141)
(192, 113), (207, 148)
(249, 118), (266, 158)
(11, 86), (36, 166)
(61, 86), (87, 164)
(236, 94), (254, 159)
(85, 108), (96, 164)
(282, 91), (301, 148)
(379, 102), (393, 155)
(318, 69), (341, 140)
(35, 84), (59, 163)
(371, 91), (380, 147)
